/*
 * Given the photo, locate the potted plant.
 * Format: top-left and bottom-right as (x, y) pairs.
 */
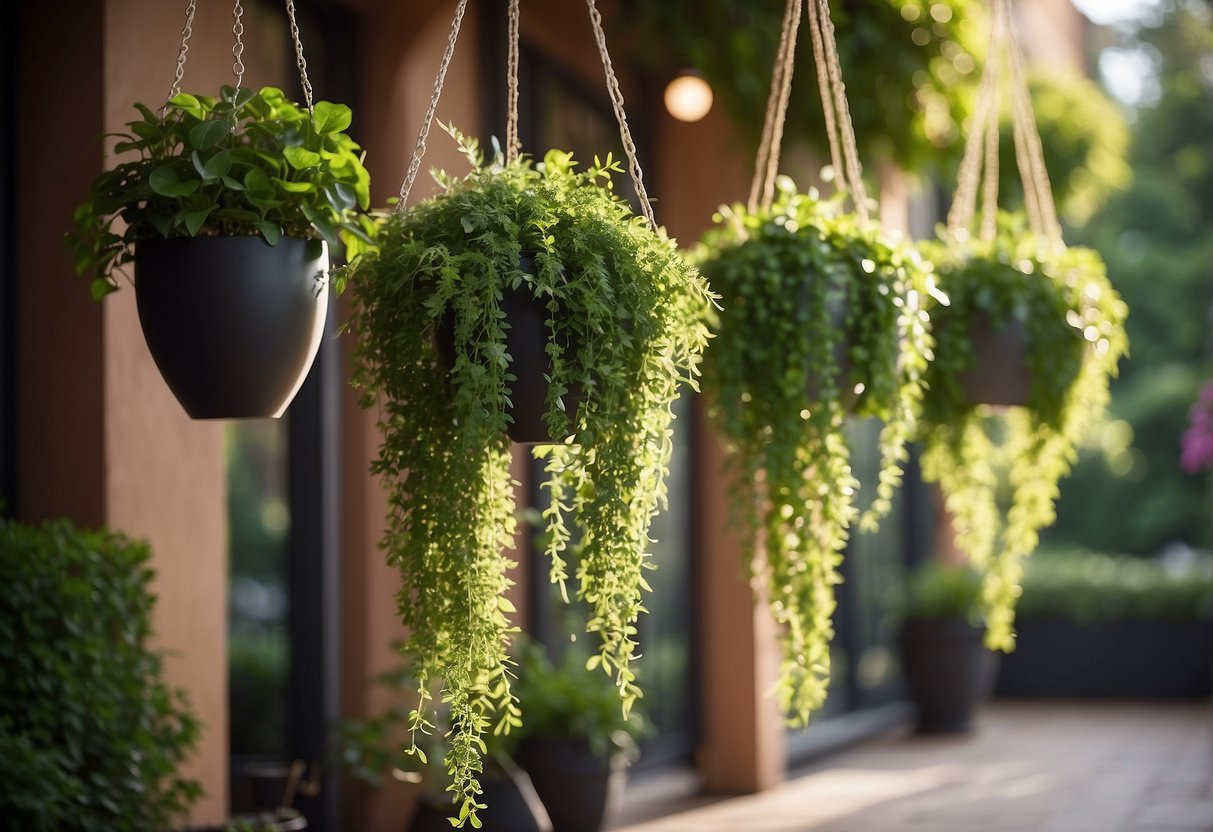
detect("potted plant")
(511, 639), (645, 832)
(918, 218), (1129, 651)
(695, 177), (934, 721)
(0, 517), (203, 830)
(346, 127), (713, 826)
(69, 84), (375, 419)
(896, 562), (997, 733)
(340, 665), (552, 832)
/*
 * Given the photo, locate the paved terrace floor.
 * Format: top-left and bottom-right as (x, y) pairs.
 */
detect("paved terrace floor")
(613, 701), (1213, 832)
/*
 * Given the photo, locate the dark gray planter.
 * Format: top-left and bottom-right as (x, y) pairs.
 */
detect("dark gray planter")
(958, 315), (1031, 407)
(407, 769), (552, 832)
(996, 618), (1213, 698)
(135, 236), (329, 420)
(435, 254), (582, 444)
(515, 738), (627, 832)
(899, 617), (999, 733)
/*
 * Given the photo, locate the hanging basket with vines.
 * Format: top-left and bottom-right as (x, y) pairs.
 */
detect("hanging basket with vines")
(68, 0), (375, 418)
(919, 0), (1129, 651)
(695, 0), (934, 722)
(345, 1), (714, 825)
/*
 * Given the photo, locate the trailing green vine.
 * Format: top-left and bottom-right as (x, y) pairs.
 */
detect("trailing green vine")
(347, 128), (713, 826)
(696, 178), (933, 721)
(920, 216), (1129, 650)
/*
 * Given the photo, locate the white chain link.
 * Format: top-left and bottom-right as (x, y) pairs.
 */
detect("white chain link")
(232, 0), (247, 89)
(285, 0), (315, 114)
(163, 0), (198, 112)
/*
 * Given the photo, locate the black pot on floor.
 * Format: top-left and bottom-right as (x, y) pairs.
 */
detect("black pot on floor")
(135, 235), (329, 419)
(435, 254), (582, 444)
(514, 738), (627, 832)
(899, 617), (998, 733)
(406, 769), (552, 832)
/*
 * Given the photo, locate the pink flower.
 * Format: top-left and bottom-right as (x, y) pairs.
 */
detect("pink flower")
(1181, 381), (1213, 474)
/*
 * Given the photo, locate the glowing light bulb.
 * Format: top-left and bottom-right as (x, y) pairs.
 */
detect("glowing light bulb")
(664, 71), (713, 122)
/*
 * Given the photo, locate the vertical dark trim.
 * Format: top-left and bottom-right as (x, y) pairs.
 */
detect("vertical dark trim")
(287, 300), (342, 832)
(479, 0), (508, 150)
(281, 5), (358, 830)
(0, 2), (19, 517)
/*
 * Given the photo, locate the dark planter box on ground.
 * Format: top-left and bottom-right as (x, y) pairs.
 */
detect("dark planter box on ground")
(996, 618), (1213, 698)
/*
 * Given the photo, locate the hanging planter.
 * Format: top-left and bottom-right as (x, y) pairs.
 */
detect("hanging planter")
(694, 0), (934, 723)
(917, 0), (1129, 651)
(69, 1), (374, 419)
(345, 1), (713, 825)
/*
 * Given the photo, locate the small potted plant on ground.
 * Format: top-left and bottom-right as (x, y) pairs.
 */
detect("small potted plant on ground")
(897, 562), (997, 733)
(346, 126), (713, 826)
(511, 639), (645, 832)
(0, 517), (203, 830)
(919, 218), (1129, 650)
(696, 177), (934, 721)
(69, 84), (375, 418)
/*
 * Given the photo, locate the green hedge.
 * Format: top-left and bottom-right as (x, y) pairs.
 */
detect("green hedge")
(1016, 548), (1213, 623)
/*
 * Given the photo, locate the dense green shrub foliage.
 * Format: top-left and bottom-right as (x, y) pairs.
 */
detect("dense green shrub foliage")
(0, 518), (202, 831)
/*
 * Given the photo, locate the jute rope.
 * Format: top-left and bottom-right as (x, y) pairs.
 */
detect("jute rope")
(395, 0), (470, 210)
(506, 0), (521, 163)
(748, 0), (803, 214)
(1005, 0), (1061, 242)
(807, 0), (869, 220)
(285, 0), (315, 114)
(584, 0), (657, 229)
(947, 0), (1062, 246)
(232, 0), (247, 89)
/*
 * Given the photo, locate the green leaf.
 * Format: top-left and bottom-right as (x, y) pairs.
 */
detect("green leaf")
(203, 150), (233, 181)
(243, 168), (273, 195)
(167, 92), (203, 116)
(180, 207), (214, 236)
(272, 178), (314, 194)
(311, 101), (352, 135)
(284, 146), (321, 170)
(148, 166), (199, 197)
(257, 221), (282, 245)
(221, 175), (246, 191)
(188, 119), (232, 150)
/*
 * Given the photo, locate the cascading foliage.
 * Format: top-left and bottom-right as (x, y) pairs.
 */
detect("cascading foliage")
(346, 129), (713, 827)
(920, 216), (1129, 650)
(696, 178), (934, 722)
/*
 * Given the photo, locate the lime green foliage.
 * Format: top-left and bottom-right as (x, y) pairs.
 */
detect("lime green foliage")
(619, 0), (981, 173)
(696, 178), (933, 723)
(347, 129), (713, 827)
(899, 562), (986, 624)
(1017, 549), (1213, 623)
(920, 217), (1129, 651)
(70, 85), (375, 299)
(511, 638), (646, 759)
(0, 518), (202, 830)
(998, 72), (1131, 227)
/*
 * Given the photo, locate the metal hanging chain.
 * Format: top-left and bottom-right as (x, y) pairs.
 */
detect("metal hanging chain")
(807, 0), (869, 222)
(505, 0), (521, 163)
(584, 0), (657, 229)
(395, 0), (470, 211)
(163, 0), (198, 111)
(232, 0), (247, 89)
(748, 0), (803, 213)
(285, 0), (315, 114)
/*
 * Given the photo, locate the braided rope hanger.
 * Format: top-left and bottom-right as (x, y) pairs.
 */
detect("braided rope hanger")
(748, 0), (870, 221)
(164, 0), (318, 115)
(946, 0), (1061, 246)
(395, 0), (658, 229)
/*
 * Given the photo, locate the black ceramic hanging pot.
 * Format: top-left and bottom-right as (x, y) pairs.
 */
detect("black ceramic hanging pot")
(134, 235), (329, 419)
(958, 313), (1031, 408)
(436, 253), (583, 444)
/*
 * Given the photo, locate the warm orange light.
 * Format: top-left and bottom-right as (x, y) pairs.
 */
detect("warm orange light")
(664, 72), (714, 122)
